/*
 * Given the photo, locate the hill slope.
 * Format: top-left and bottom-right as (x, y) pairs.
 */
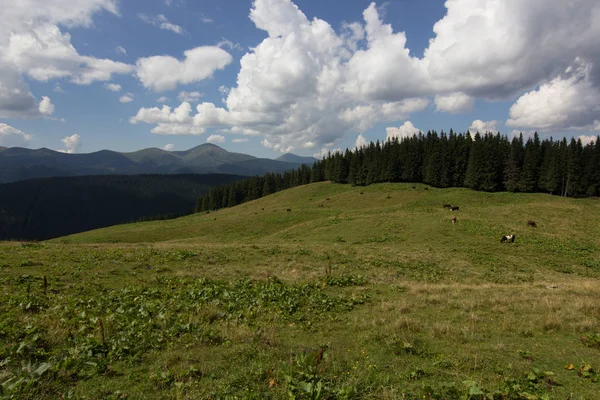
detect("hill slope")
(57, 181), (600, 248)
(2, 182), (599, 398)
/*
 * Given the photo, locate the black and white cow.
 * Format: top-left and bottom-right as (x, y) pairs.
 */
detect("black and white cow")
(500, 234), (515, 243)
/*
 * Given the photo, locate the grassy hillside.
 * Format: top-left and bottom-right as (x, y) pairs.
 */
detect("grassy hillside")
(1, 182), (600, 399)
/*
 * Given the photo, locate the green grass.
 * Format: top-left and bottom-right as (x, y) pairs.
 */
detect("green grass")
(1, 182), (600, 399)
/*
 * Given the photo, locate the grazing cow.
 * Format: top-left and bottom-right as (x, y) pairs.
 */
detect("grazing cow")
(360, 192), (364, 195)
(527, 220), (537, 228)
(451, 217), (457, 224)
(500, 234), (515, 243)
(287, 208), (291, 212)
(318, 204), (324, 208)
(443, 204), (452, 209)
(451, 206), (460, 211)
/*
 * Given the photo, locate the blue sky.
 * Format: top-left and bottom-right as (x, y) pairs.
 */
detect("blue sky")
(1, 0), (598, 158)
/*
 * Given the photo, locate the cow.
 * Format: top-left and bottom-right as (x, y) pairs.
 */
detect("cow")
(287, 208), (291, 212)
(527, 220), (537, 228)
(500, 234), (515, 243)
(443, 204), (452, 209)
(451, 217), (457, 224)
(451, 206), (460, 211)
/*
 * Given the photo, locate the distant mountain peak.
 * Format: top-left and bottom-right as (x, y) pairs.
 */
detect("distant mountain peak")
(276, 153), (317, 164)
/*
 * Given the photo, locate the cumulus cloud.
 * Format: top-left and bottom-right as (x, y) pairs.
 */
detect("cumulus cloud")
(313, 147), (341, 159)
(138, 13), (184, 34)
(156, 96), (169, 103)
(116, 45), (127, 55)
(232, 138), (249, 143)
(59, 133), (81, 153)
(38, 96), (55, 115)
(469, 120), (498, 135)
(355, 134), (368, 149)
(578, 135), (597, 145)
(386, 121), (421, 141)
(104, 83), (121, 92)
(177, 91), (203, 102)
(119, 93), (134, 103)
(130, 0), (600, 151)
(506, 59), (600, 132)
(135, 46), (232, 91)
(3, 24), (134, 85)
(206, 134), (225, 144)
(434, 92), (473, 113)
(130, 102), (193, 124)
(0, 67), (40, 118)
(0, 123), (33, 147)
(162, 143), (174, 150)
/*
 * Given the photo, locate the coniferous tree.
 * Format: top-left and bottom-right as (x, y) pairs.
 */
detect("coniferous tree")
(519, 133), (541, 192)
(504, 134), (524, 192)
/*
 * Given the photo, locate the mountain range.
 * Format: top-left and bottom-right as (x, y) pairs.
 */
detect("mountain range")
(0, 143), (317, 183)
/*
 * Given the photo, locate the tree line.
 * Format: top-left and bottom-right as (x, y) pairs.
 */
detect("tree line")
(196, 131), (599, 212)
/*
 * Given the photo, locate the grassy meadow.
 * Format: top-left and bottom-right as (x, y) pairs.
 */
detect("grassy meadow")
(1, 181), (600, 399)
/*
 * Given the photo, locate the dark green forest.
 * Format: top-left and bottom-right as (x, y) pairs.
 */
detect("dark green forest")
(0, 174), (244, 241)
(196, 131), (600, 212)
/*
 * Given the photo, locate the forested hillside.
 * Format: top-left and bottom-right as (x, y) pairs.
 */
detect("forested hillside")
(0, 174), (244, 240)
(196, 131), (599, 211)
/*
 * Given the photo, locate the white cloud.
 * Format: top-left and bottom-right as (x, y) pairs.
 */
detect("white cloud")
(119, 93), (134, 103)
(434, 92), (473, 113)
(103, 83), (121, 92)
(0, 66), (40, 118)
(162, 143), (174, 150)
(130, 102), (193, 124)
(151, 124), (205, 135)
(507, 59), (600, 132)
(116, 45), (127, 55)
(313, 147), (341, 159)
(130, 0), (600, 150)
(232, 138), (249, 143)
(38, 96), (55, 115)
(135, 46), (232, 91)
(386, 121), (421, 141)
(138, 13), (184, 35)
(217, 39), (243, 52)
(355, 134), (368, 149)
(59, 133), (81, 153)
(3, 24), (134, 85)
(0, 123), (33, 147)
(199, 13), (213, 23)
(177, 91), (203, 102)
(578, 135), (597, 145)
(206, 134), (225, 144)
(156, 96), (169, 103)
(468, 120), (498, 135)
